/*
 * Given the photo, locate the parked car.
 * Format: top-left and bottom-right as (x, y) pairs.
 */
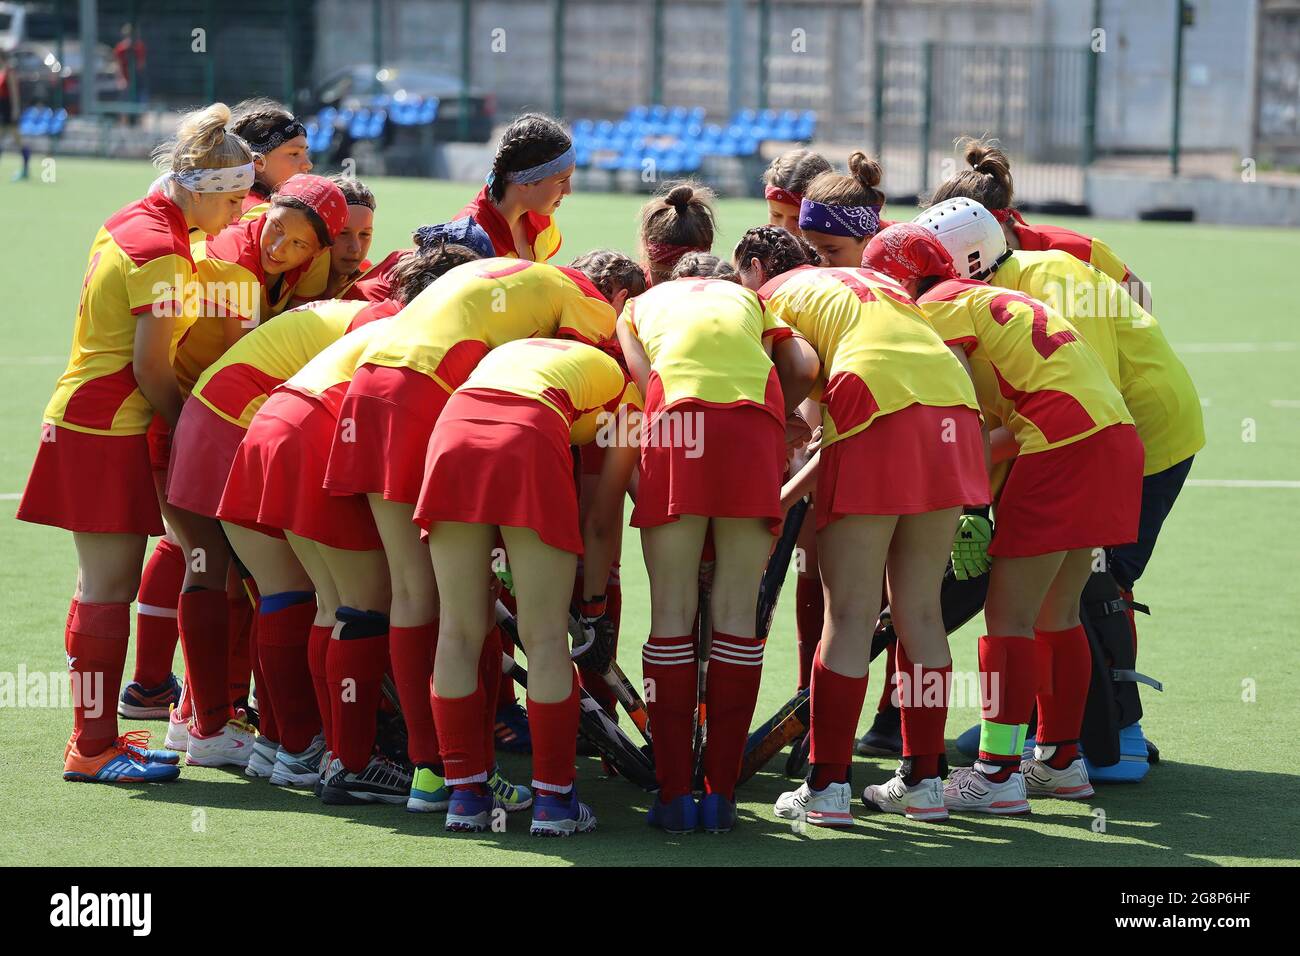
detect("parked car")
(2, 3), (120, 111)
(298, 63), (496, 143)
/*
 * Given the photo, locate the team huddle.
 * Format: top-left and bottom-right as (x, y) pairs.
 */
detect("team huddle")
(17, 97), (1203, 837)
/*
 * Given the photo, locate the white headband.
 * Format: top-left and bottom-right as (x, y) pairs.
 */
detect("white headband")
(171, 162), (256, 194)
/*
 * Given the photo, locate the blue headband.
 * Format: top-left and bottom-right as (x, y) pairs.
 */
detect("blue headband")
(413, 216), (495, 259)
(798, 198), (882, 239)
(487, 145), (577, 187)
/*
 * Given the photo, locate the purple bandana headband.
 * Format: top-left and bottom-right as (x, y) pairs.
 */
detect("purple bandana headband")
(798, 198), (882, 239)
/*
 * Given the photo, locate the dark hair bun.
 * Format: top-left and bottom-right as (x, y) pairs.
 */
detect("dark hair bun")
(847, 151), (883, 190)
(666, 184), (695, 209)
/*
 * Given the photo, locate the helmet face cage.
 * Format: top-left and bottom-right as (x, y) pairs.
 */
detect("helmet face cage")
(911, 198), (1008, 280)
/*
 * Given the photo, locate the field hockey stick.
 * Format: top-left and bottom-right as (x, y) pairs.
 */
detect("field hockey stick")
(565, 613), (653, 748)
(736, 686), (811, 788)
(756, 496), (810, 637)
(496, 600), (658, 791)
(691, 560), (715, 789)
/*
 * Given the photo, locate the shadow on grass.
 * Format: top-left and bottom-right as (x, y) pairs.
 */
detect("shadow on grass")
(119, 748), (1299, 867)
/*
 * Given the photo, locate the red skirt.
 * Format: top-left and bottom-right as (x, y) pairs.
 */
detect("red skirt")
(990, 423), (1144, 558)
(816, 403), (990, 529)
(324, 363), (452, 503)
(165, 399), (248, 519)
(147, 413), (172, 474)
(218, 387), (382, 551)
(631, 400), (785, 533)
(17, 423), (164, 535)
(414, 388), (582, 554)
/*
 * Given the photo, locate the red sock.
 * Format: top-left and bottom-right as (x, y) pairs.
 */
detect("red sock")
(794, 576), (823, 691)
(1035, 625), (1090, 764)
(528, 668), (580, 793)
(703, 632), (765, 800)
(808, 647), (870, 789)
(326, 629), (388, 772)
(389, 622), (440, 765)
(642, 634), (698, 801)
(178, 589), (232, 735)
(227, 587), (255, 706)
(133, 538), (184, 686)
(479, 628), (503, 768)
(977, 634), (1038, 764)
(67, 602), (130, 756)
(246, 596), (280, 742)
(257, 599), (318, 752)
(432, 682), (489, 785)
(895, 642), (950, 781)
(307, 623), (333, 750)
(876, 639), (898, 713)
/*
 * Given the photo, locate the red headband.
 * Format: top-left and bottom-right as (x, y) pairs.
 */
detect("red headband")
(989, 207), (1027, 226)
(277, 174), (348, 241)
(863, 224), (959, 282)
(764, 184), (803, 208)
(645, 241), (708, 267)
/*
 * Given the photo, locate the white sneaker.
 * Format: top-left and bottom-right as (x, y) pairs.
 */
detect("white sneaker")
(942, 765), (1031, 815)
(1021, 748), (1095, 800)
(863, 772), (950, 822)
(244, 735), (279, 779)
(773, 781), (854, 828)
(270, 734), (328, 788)
(163, 701), (190, 752)
(186, 714), (257, 768)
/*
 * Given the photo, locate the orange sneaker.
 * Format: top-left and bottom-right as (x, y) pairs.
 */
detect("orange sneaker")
(63, 738), (181, 783)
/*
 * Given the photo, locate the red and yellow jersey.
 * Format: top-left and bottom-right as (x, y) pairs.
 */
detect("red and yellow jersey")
(463, 338), (643, 445)
(457, 185), (562, 263)
(623, 277), (791, 422)
(919, 278), (1131, 456)
(991, 250), (1203, 473)
(761, 266), (978, 446)
(240, 186), (272, 221)
(1011, 217), (1130, 285)
(43, 192), (197, 436)
(357, 258), (616, 394)
(280, 317), (392, 417)
(193, 298), (397, 429)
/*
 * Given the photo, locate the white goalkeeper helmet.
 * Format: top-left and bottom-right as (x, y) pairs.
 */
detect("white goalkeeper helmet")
(911, 198), (1010, 280)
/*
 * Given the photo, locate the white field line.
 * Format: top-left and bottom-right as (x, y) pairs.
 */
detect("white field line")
(1184, 479), (1300, 489)
(1269, 400), (1300, 408)
(1176, 342), (1299, 353)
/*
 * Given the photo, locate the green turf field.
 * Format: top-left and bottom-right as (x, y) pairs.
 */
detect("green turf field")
(2, 156), (1297, 866)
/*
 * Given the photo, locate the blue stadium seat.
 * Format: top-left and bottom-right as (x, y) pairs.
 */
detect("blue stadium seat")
(626, 105), (649, 123)
(49, 108), (67, 135)
(20, 107), (51, 136)
(418, 99), (438, 124)
(573, 118), (595, 137)
(796, 110), (816, 139)
(649, 105), (668, 123)
(317, 106), (338, 128)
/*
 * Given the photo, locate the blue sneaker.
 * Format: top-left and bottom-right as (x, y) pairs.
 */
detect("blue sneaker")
(118, 673), (182, 720)
(65, 730), (180, 766)
(493, 701), (532, 753)
(1084, 722), (1152, 783)
(63, 739), (181, 783)
(530, 788), (597, 837)
(647, 793), (698, 834)
(445, 786), (495, 832)
(699, 792), (737, 833)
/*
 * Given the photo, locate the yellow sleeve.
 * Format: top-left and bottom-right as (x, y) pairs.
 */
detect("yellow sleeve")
(125, 253), (192, 317)
(1089, 237), (1130, 284)
(291, 251), (332, 305)
(536, 221), (563, 263)
(557, 285), (617, 345)
(194, 256), (258, 324)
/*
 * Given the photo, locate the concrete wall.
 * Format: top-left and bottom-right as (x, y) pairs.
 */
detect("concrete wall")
(1086, 168), (1300, 226)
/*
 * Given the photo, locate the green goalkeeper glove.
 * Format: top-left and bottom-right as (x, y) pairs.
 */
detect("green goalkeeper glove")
(951, 513), (993, 580)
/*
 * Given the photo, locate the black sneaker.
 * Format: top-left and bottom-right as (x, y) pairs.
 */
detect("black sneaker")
(319, 753), (413, 805)
(494, 700), (532, 754)
(855, 703), (902, 756)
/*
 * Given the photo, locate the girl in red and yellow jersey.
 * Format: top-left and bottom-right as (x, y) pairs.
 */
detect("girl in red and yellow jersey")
(153, 174), (347, 771)
(321, 251), (644, 788)
(285, 175), (379, 307)
(414, 337), (640, 835)
(16, 103), (254, 784)
(229, 98), (312, 218)
(638, 182), (716, 285)
(617, 267), (820, 833)
(928, 137), (1151, 310)
(734, 226), (986, 828)
(866, 223), (1144, 815)
(762, 148), (832, 237)
(456, 113), (571, 262)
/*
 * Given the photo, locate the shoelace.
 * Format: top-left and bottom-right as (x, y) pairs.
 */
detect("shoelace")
(115, 731), (155, 765)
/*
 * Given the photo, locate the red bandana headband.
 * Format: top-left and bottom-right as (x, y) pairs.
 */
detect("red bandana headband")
(989, 207), (1027, 225)
(645, 241), (708, 267)
(764, 184), (803, 208)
